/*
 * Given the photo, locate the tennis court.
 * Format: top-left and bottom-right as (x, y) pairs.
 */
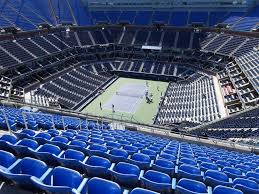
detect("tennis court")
(82, 78), (168, 124)
(103, 83), (147, 113)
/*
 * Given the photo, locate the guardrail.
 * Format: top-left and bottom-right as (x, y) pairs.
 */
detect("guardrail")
(1, 99), (259, 154)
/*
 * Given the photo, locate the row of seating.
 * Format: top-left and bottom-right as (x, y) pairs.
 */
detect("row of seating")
(156, 75), (221, 124)
(1, 126), (259, 194)
(35, 65), (112, 109)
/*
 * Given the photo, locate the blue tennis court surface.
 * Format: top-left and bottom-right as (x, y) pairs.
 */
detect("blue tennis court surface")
(103, 83), (147, 113)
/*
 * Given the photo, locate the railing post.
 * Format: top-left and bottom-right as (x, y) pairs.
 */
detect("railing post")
(22, 112), (28, 129)
(1, 109), (11, 133)
(62, 116), (66, 130)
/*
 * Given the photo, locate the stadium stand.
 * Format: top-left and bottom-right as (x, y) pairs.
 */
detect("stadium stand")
(0, 1), (258, 193)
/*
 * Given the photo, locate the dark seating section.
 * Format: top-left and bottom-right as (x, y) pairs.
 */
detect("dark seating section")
(0, 105), (258, 193)
(35, 65), (112, 109)
(156, 75), (221, 124)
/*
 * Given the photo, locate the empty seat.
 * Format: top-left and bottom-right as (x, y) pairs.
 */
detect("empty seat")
(128, 153), (151, 170)
(177, 164), (203, 181)
(213, 185), (243, 194)
(200, 162), (218, 172)
(223, 167), (245, 179)
(140, 170), (172, 193)
(246, 172), (259, 184)
(204, 170), (232, 188)
(88, 144), (108, 157)
(130, 188), (159, 194)
(55, 149), (85, 172)
(175, 178), (207, 194)
(152, 159), (175, 176)
(109, 162), (140, 188)
(31, 166), (87, 194)
(106, 148), (128, 163)
(124, 145), (139, 155)
(0, 157), (48, 189)
(0, 150), (16, 170)
(87, 177), (121, 194)
(10, 138), (39, 157)
(233, 178), (259, 194)
(84, 155), (111, 178)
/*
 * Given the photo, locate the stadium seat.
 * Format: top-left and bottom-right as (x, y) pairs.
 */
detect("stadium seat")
(175, 178), (207, 194)
(213, 185), (244, 194)
(200, 162), (218, 172)
(54, 149), (86, 172)
(124, 145), (139, 155)
(106, 148), (128, 163)
(179, 158), (197, 166)
(223, 167), (245, 179)
(152, 159), (175, 176)
(30, 143), (62, 166)
(10, 138), (39, 157)
(246, 172), (259, 184)
(233, 178), (259, 194)
(204, 170), (232, 188)
(130, 188), (159, 194)
(87, 177), (122, 194)
(177, 164), (203, 181)
(140, 170), (172, 193)
(14, 129), (36, 139)
(0, 157), (49, 189)
(31, 166), (87, 194)
(88, 144), (108, 157)
(128, 153), (151, 170)
(142, 149), (157, 160)
(0, 150), (16, 170)
(109, 162), (140, 188)
(0, 134), (18, 152)
(34, 132), (52, 144)
(84, 155), (111, 178)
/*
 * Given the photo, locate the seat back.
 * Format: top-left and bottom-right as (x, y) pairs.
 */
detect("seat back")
(177, 178), (207, 193)
(0, 134), (17, 144)
(11, 157), (48, 178)
(18, 138), (39, 150)
(62, 149), (85, 161)
(132, 153), (151, 163)
(205, 170), (229, 182)
(86, 156), (111, 168)
(0, 150), (16, 168)
(144, 170), (171, 183)
(87, 177), (121, 194)
(38, 144), (61, 155)
(115, 162), (140, 175)
(213, 185), (243, 194)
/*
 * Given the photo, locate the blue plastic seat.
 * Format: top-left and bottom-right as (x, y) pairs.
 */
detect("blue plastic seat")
(109, 162), (140, 188)
(31, 166), (87, 194)
(88, 144), (108, 157)
(0, 150), (16, 170)
(55, 149), (85, 172)
(140, 170), (172, 193)
(246, 172), (259, 184)
(0, 134), (18, 152)
(10, 138), (39, 157)
(233, 178), (259, 194)
(215, 160), (231, 169)
(0, 157), (48, 189)
(142, 149), (157, 160)
(163, 149), (177, 155)
(88, 138), (105, 145)
(61, 131), (74, 140)
(74, 134), (89, 142)
(34, 132), (52, 144)
(159, 153), (177, 163)
(67, 140), (88, 155)
(106, 148), (128, 163)
(128, 153), (151, 170)
(48, 136), (69, 149)
(152, 159), (175, 176)
(47, 129), (60, 136)
(177, 164), (203, 181)
(223, 167), (245, 179)
(87, 177), (121, 194)
(179, 158), (197, 166)
(130, 188), (159, 194)
(200, 162), (218, 172)
(175, 178), (207, 194)
(235, 164), (252, 173)
(124, 145), (139, 155)
(14, 129), (36, 139)
(204, 170), (232, 188)
(84, 156), (111, 178)
(213, 185), (243, 194)
(31, 143), (62, 166)
(197, 157), (213, 164)
(106, 141), (121, 149)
